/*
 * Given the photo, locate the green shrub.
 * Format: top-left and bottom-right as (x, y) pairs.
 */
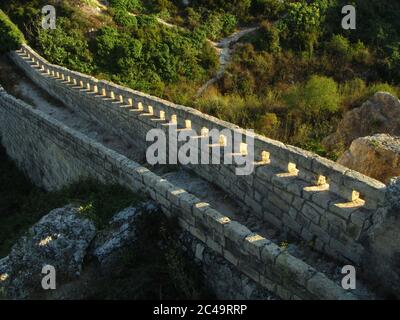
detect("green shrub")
(109, 0), (142, 12)
(203, 11), (224, 40)
(0, 9), (24, 53)
(113, 9), (138, 28)
(221, 13), (237, 36)
(365, 83), (399, 99)
(278, 1), (322, 55)
(304, 75), (340, 113)
(37, 17), (93, 73)
(186, 7), (202, 29)
(326, 34), (351, 60)
(285, 75), (340, 115)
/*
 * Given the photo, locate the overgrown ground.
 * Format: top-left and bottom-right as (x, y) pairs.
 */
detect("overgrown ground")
(0, 144), (213, 299)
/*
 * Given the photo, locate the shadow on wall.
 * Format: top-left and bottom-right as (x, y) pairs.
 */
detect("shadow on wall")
(363, 177), (400, 298)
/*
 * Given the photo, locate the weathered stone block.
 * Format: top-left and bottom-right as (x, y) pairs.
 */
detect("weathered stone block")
(301, 202), (321, 224)
(306, 272), (356, 300)
(268, 192), (291, 213)
(224, 221), (252, 244)
(243, 233), (270, 259)
(308, 222), (328, 242)
(292, 197), (305, 211)
(282, 213), (302, 235)
(260, 275), (277, 292)
(275, 252), (315, 287)
(206, 237), (223, 255)
(180, 193), (200, 216)
(167, 188), (186, 206)
(312, 191), (336, 210)
(223, 249), (238, 266)
(189, 225), (206, 243)
(295, 213), (311, 229)
(204, 208), (231, 234)
(263, 210), (283, 228)
(260, 241), (282, 265)
(276, 285), (292, 300)
(238, 259), (260, 283)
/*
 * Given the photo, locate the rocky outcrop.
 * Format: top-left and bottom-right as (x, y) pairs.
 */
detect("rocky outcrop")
(0, 202), (159, 299)
(338, 134), (400, 184)
(92, 202), (158, 269)
(323, 92), (400, 152)
(0, 206), (96, 299)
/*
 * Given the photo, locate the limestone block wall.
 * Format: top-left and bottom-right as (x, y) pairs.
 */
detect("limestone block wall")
(0, 85), (355, 300)
(10, 45), (388, 266)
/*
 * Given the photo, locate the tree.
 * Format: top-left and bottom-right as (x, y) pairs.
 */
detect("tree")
(278, 1), (322, 55)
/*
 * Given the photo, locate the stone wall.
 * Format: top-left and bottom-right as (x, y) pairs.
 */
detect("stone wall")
(0, 85), (355, 300)
(9, 45), (389, 267)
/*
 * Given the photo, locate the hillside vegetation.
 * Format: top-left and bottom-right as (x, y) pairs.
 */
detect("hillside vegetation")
(0, 9), (24, 53)
(1, 0), (399, 159)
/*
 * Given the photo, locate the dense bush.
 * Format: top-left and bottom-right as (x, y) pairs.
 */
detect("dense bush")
(93, 16), (217, 95)
(278, 1), (322, 54)
(113, 9), (138, 28)
(109, 0), (143, 12)
(37, 17), (94, 73)
(285, 75), (340, 115)
(198, 10), (238, 40)
(0, 9), (24, 53)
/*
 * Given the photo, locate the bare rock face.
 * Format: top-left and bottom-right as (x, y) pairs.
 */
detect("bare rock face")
(323, 92), (400, 152)
(92, 201), (158, 269)
(338, 134), (400, 184)
(0, 206), (96, 299)
(0, 202), (158, 299)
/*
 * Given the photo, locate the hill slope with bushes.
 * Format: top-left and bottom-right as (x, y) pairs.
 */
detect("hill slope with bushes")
(1, 0), (399, 159)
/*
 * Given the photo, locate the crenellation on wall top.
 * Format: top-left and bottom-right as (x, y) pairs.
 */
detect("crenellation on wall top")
(14, 44), (388, 210)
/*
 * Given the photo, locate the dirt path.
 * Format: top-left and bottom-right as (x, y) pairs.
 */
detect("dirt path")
(195, 27), (259, 97)
(127, 9), (260, 97)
